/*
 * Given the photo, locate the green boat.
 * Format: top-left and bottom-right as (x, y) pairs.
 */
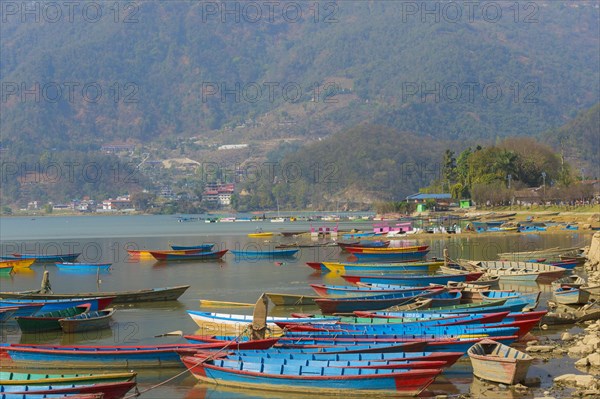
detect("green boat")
(15, 305), (89, 333)
(0, 370), (136, 385)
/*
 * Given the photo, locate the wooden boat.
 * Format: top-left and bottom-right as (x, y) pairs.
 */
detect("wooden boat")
(1, 252), (81, 263)
(187, 311), (338, 334)
(230, 249), (299, 257)
(552, 286), (591, 305)
(199, 299), (254, 307)
(2, 340), (279, 369)
(180, 355), (441, 397)
(0, 381), (136, 399)
(150, 249), (228, 261)
(126, 248), (208, 258)
(310, 284), (436, 298)
(468, 339), (533, 384)
(313, 288), (446, 314)
(344, 245), (428, 254)
(208, 354), (449, 371)
(0, 370), (136, 385)
(497, 246), (581, 261)
(55, 262), (112, 271)
(265, 293), (320, 306)
(468, 261), (566, 282)
(0, 265), (14, 275)
(183, 346), (462, 367)
(542, 301), (600, 325)
(247, 232), (274, 237)
(351, 250), (430, 262)
(0, 285), (189, 303)
(2, 297), (114, 313)
(322, 261), (443, 274)
(342, 272), (484, 287)
(59, 308), (115, 333)
(16, 304), (90, 333)
(582, 285), (600, 299)
(170, 243), (215, 251)
(338, 241), (390, 250)
(0, 258), (35, 270)
(551, 275), (587, 290)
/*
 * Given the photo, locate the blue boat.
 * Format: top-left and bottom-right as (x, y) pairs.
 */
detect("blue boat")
(314, 288), (446, 314)
(1, 297), (114, 313)
(0, 304), (44, 318)
(279, 336), (519, 355)
(1, 253), (81, 263)
(370, 299), (532, 316)
(481, 291), (540, 310)
(230, 249), (299, 258)
(55, 262), (112, 271)
(310, 283), (433, 297)
(188, 347), (463, 366)
(170, 243), (215, 251)
(342, 272), (484, 287)
(1, 340), (279, 369)
(181, 355), (442, 397)
(280, 324), (520, 339)
(352, 250), (430, 262)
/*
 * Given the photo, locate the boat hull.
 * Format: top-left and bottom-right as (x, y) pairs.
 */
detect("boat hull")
(182, 358), (440, 397)
(0, 285), (189, 303)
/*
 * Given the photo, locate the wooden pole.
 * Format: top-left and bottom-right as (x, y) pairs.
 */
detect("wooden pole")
(443, 248), (449, 268)
(40, 270), (52, 294)
(250, 293), (269, 341)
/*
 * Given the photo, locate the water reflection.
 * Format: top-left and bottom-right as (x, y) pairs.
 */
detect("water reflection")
(470, 377), (534, 399)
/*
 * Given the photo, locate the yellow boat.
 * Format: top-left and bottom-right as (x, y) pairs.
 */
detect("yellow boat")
(0, 258), (35, 270)
(247, 232), (274, 238)
(126, 249), (200, 260)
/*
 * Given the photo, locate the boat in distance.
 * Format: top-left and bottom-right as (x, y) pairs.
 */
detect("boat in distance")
(150, 250), (228, 261)
(230, 249), (299, 257)
(0, 285), (190, 303)
(1, 253), (81, 263)
(170, 243), (215, 251)
(55, 262), (112, 271)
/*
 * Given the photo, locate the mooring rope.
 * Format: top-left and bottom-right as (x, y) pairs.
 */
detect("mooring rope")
(123, 326), (250, 398)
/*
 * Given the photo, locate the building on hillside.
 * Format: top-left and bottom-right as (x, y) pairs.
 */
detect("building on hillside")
(101, 196), (133, 211)
(406, 193), (452, 212)
(203, 182), (234, 206)
(218, 144), (248, 150)
(101, 143), (136, 154)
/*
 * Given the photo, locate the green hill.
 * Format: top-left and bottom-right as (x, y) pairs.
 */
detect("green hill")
(1, 1), (598, 154)
(543, 103), (600, 178)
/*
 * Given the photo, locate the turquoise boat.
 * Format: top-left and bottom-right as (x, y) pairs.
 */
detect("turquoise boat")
(230, 249), (299, 257)
(55, 262), (112, 271)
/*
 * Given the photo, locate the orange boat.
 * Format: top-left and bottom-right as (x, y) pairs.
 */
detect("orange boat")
(127, 249), (206, 259)
(0, 258), (35, 270)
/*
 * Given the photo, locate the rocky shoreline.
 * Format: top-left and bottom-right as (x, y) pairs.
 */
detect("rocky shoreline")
(547, 232), (600, 398)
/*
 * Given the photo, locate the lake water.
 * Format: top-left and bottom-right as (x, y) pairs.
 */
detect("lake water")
(0, 215), (593, 398)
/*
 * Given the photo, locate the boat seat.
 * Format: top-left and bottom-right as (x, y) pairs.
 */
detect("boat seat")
(299, 365), (324, 376)
(341, 367), (361, 376)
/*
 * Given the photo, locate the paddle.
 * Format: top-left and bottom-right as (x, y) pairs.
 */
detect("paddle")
(199, 299), (254, 307)
(154, 330), (183, 338)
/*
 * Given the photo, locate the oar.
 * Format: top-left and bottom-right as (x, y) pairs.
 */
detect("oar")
(154, 330), (183, 338)
(199, 299), (254, 307)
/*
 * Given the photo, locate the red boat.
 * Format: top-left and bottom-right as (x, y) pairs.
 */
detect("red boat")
(150, 249), (229, 261)
(5, 381), (136, 399)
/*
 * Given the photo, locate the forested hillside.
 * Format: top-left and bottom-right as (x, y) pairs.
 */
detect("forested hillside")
(1, 1), (598, 153)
